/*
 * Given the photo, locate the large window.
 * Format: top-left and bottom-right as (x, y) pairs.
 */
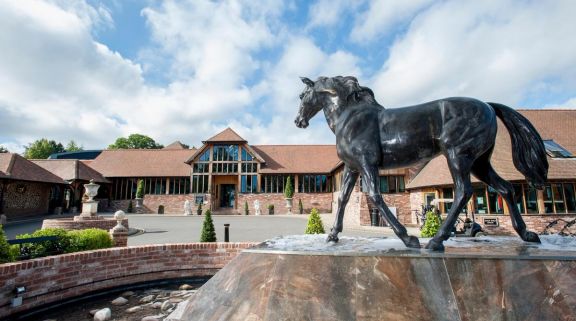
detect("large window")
(193, 163), (209, 173)
(241, 163), (257, 173)
(213, 145), (238, 161)
(198, 149), (210, 161)
(261, 175), (292, 193)
(298, 175), (331, 193)
(442, 188), (453, 213)
(241, 175), (258, 193)
(379, 176), (405, 193)
(526, 185), (539, 214)
(473, 187), (488, 214)
(487, 187), (504, 214)
(191, 175), (209, 193)
(112, 177), (190, 199)
(241, 148), (254, 161)
(213, 162), (238, 173)
(543, 183), (576, 214)
(543, 140), (573, 158)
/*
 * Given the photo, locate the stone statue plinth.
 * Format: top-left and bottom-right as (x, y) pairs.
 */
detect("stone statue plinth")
(76, 179), (101, 220)
(169, 235), (576, 321)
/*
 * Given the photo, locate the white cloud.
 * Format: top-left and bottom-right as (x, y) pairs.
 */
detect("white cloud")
(369, 0), (576, 108)
(544, 98), (576, 109)
(307, 0), (358, 30)
(351, 0), (432, 43)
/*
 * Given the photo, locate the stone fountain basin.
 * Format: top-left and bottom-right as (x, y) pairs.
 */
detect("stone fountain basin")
(171, 235), (576, 321)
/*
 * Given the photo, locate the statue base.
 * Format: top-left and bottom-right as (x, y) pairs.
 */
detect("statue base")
(169, 235), (576, 321)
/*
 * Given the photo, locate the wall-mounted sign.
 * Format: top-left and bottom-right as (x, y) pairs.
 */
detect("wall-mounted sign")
(195, 195), (204, 205)
(483, 218), (499, 227)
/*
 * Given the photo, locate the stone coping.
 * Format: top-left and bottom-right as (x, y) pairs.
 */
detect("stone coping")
(246, 235), (576, 260)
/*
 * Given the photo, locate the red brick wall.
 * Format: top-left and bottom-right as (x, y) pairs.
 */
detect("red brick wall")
(107, 194), (211, 214)
(356, 192), (412, 226)
(2, 181), (51, 219)
(238, 193), (333, 215)
(473, 214), (576, 235)
(0, 242), (257, 319)
(41, 218), (129, 230)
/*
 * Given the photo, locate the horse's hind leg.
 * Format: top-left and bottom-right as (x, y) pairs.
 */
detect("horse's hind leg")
(327, 166), (359, 243)
(360, 164), (420, 248)
(426, 157), (474, 251)
(472, 157), (541, 243)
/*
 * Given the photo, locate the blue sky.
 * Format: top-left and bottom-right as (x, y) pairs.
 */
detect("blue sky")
(1, 0), (575, 152)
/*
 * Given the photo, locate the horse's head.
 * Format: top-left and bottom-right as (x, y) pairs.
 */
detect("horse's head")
(294, 77), (338, 128)
(295, 76), (377, 128)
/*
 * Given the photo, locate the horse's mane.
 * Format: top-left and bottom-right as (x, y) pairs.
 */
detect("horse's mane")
(330, 76), (380, 106)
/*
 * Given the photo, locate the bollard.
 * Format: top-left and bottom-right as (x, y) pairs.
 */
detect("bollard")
(224, 224), (230, 242)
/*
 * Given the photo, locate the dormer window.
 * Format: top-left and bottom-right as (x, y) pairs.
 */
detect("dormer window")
(543, 140), (573, 158)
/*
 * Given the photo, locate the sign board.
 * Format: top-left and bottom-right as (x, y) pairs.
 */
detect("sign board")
(483, 218), (499, 227)
(195, 195), (204, 205)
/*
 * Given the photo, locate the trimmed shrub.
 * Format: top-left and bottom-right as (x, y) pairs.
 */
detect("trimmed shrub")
(127, 200), (133, 213)
(305, 208), (325, 234)
(268, 204), (274, 215)
(244, 201), (249, 215)
(421, 211), (442, 238)
(200, 209), (217, 242)
(298, 199), (304, 214)
(0, 225), (15, 263)
(68, 228), (113, 252)
(136, 179), (144, 198)
(284, 176), (294, 199)
(15, 228), (71, 258)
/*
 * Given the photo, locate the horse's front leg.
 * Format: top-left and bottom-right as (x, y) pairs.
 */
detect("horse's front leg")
(327, 166), (359, 243)
(360, 163), (420, 248)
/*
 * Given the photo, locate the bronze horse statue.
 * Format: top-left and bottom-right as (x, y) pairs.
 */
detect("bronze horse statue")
(295, 76), (548, 251)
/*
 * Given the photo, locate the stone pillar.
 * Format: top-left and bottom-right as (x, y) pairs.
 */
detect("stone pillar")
(109, 210), (128, 247)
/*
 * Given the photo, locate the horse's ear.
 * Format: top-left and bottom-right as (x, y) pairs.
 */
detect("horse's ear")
(300, 77), (315, 87)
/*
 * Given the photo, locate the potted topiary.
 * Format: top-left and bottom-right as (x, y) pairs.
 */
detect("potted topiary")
(305, 208), (325, 234)
(127, 200), (133, 213)
(135, 179), (144, 208)
(284, 177), (294, 213)
(197, 202), (203, 216)
(298, 199), (304, 214)
(268, 204), (274, 215)
(244, 200), (249, 215)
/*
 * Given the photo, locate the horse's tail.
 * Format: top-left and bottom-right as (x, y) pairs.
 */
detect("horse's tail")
(488, 102), (548, 189)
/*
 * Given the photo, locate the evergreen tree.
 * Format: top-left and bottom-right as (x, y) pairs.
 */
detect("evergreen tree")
(200, 209), (217, 242)
(420, 211), (441, 237)
(127, 200), (134, 213)
(244, 200), (249, 215)
(298, 199), (304, 214)
(136, 179), (144, 198)
(0, 225), (15, 263)
(284, 176), (294, 199)
(305, 208), (325, 234)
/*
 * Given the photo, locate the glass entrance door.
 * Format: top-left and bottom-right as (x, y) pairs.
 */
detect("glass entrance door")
(220, 184), (235, 208)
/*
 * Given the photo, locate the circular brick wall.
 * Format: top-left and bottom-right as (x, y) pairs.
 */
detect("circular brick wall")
(41, 217), (129, 231)
(0, 242), (257, 319)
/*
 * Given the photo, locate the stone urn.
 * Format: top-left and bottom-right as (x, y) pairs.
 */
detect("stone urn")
(135, 198), (143, 208)
(80, 179), (100, 218)
(84, 179), (100, 201)
(285, 198), (293, 213)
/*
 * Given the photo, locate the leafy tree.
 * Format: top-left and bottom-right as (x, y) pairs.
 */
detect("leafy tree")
(284, 176), (294, 199)
(65, 140), (84, 152)
(0, 225), (15, 263)
(421, 211), (442, 238)
(305, 208), (325, 234)
(23, 138), (65, 159)
(0, 145), (8, 153)
(108, 134), (163, 149)
(200, 209), (217, 242)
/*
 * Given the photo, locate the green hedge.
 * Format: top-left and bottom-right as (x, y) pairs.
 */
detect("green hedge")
(4, 228), (114, 261)
(68, 228), (113, 252)
(0, 225), (15, 263)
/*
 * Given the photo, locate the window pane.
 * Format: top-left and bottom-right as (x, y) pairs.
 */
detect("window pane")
(380, 176), (389, 193)
(564, 184), (576, 212)
(398, 176), (405, 192)
(526, 186), (539, 214)
(474, 187), (487, 214)
(543, 185), (554, 213)
(488, 186), (504, 214)
(389, 177), (397, 193)
(513, 184), (525, 214)
(442, 188), (453, 213)
(552, 184), (566, 213)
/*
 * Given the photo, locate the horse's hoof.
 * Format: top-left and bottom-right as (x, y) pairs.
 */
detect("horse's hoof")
(522, 230), (541, 243)
(424, 238), (445, 251)
(326, 233), (339, 243)
(402, 235), (421, 248)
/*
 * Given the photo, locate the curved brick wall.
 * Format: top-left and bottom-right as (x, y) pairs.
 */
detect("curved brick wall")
(0, 242), (257, 319)
(41, 217), (129, 231)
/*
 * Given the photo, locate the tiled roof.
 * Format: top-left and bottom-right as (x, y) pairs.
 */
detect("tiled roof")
(163, 141), (188, 150)
(407, 109), (576, 189)
(204, 128), (246, 143)
(252, 145), (340, 174)
(0, 153), (66, 184)
(89, 149), (196, 177)
(31, 159), (110, 183)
